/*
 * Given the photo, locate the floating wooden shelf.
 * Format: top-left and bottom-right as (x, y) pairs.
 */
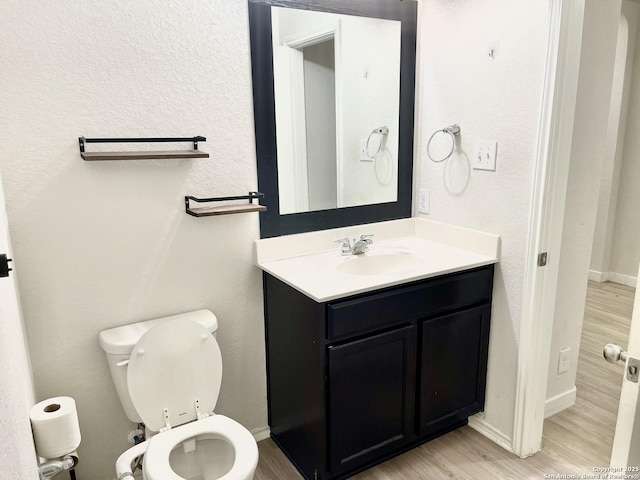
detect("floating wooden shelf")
(185, 192), (266, 217)
(187, 203), (267, 217)
(81, 150), (209, 161)
(79, 136), (208, 161)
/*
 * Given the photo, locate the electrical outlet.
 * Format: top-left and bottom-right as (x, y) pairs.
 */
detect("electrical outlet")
(418, 188), (429, 214)
(558, 348), (571, 374)
(472, 140), (497, 171)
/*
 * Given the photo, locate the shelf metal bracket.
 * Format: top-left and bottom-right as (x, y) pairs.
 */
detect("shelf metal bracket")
(185, 192), (266, 217)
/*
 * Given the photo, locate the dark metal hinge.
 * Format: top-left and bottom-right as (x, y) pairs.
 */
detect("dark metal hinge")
(538, 252), (548, 267)
(0, 254), (13, 277)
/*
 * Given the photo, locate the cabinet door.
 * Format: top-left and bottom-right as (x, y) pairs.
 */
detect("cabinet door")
(328, 325), (416, 473)
(419, 305), (491, 436)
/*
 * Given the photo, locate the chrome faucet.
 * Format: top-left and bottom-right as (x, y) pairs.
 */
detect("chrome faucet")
(335, 234), (374, 255)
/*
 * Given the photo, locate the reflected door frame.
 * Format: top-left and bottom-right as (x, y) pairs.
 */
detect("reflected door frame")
(273, 46), (310, 213)
(278, 21), (344, 211)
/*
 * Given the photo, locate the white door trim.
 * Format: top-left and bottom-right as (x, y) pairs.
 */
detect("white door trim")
(283, 23), (337, 50)
(283, 22), (344, 208)
(0, 170), (39, 477)
(333, 23), (344, 208)
(512, 0), (586, 457)
(273, 46), (310, 213)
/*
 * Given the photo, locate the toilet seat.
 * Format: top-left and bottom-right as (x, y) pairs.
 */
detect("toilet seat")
(123, 318), (258, 480)
(143, 415), (259, 480)
(127, 318), (223, 432)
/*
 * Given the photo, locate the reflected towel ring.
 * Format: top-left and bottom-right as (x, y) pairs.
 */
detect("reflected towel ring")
(427, 124), (460, 163)
(366, 126), (389, 158)
(374, 149), (393, 186)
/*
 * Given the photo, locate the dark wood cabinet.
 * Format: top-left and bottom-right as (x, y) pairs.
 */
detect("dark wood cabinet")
(328, 325), (416, 472)
(263, 265), (494, 480)
(419, 305), (491, 436)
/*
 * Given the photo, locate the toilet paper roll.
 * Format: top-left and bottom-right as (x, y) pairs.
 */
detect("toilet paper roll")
(29, 396), (81, 459)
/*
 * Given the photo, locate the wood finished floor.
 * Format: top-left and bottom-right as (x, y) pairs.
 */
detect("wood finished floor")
(254, 281), (635, 480)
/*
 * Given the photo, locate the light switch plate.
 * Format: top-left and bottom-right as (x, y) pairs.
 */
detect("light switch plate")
(472, 140), (497, 171)
(558, 348), (570, 374)
(418, 188), (429, 214)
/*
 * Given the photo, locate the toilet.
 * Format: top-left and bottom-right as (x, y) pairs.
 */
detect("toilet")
(98, 310), (259, 480)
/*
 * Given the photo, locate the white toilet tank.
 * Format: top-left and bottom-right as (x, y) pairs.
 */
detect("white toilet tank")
(98, 309), (218, 423)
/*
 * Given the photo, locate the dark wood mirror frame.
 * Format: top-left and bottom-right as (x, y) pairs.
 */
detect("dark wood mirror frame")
(249, 0), (417, 238)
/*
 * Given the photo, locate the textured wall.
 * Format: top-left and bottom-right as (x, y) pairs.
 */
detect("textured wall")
(417, 0), (549, 441)
(0, 0), (575, 473)
(0, 1), (266, 478)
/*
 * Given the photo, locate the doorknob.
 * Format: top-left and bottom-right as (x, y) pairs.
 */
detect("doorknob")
(604, 343), (640, 383)
(0, 254), (12, 278)
(603, 343), (628, 364)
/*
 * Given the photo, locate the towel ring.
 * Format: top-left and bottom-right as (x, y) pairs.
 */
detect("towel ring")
(366, 126), (389, 159)
(427, 124), (460, 163)
(374, 149), (393, 186)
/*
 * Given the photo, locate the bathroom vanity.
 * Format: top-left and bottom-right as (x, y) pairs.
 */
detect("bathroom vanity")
(255, 219), (499, 480)
(248, 2), (498, 477)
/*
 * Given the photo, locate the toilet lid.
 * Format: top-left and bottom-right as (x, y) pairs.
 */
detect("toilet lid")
(127, 318), (222, 432)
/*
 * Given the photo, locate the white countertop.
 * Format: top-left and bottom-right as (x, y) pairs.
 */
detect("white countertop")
(255, 218), (500, 302)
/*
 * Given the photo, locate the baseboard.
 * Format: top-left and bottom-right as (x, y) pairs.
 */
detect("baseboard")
(588, 270), (636, 287)
(468, 415), (514, 454)
(544, 386), (576, 418)
(252, 425), (271, 442)
(607, 272), (637, 288)
(588, 269), (608, 282)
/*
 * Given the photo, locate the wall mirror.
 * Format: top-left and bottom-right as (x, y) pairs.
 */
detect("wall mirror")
(248, 0), (417, 238)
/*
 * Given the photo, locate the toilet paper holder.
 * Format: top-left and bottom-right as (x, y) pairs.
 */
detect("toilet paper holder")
(30, 396), (81, 480)
(38, 454), (77, 480)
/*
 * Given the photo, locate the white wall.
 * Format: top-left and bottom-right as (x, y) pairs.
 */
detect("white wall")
(0, 2), (266, 479)
(339, 17), (400, 207)
(610, 5), (640, 281)
(545, 0), (622, 412)
(417, 0), (549, 442)
(590, 2), (640, 284)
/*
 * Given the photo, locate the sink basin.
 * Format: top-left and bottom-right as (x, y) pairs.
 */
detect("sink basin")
(335, 253), (422, 276)
(255, 219), (500, 301)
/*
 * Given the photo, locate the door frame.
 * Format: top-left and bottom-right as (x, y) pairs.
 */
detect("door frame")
(283, 22), (344, 208)
(513, 0), (586, 457)
(273, 45), (310, 213)
(0, 170), (39, 476)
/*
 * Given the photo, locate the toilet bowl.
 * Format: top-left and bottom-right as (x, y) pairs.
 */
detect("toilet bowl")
(144, 415), (257, 480)
(99, 310), (258, 480)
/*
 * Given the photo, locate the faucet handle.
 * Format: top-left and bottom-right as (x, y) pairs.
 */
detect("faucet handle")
(334, 238), (352, 254)
(360, 234), (374, 243)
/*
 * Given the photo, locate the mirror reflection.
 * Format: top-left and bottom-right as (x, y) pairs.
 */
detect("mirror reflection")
(271, 7), (401, 214)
